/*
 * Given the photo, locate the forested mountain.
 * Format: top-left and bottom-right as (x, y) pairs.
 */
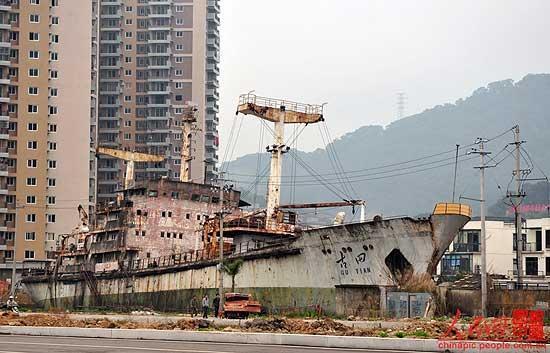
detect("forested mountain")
(224, 74), (550, 218)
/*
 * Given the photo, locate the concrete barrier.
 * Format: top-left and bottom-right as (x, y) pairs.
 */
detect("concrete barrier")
(0, 325), (547, 353)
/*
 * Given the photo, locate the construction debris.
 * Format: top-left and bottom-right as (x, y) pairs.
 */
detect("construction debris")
(0, 313), (547, 342)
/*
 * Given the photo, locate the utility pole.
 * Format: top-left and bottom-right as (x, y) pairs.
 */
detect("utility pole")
(10, 232), (17, 296)
(469, 139), (493, 317)
(452, 144), (460, 202)
(218, 172), (225, 313)
(509, 126), (525, 288)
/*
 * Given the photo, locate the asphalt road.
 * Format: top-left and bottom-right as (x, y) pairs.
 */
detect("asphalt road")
(0, 335), (435, 353)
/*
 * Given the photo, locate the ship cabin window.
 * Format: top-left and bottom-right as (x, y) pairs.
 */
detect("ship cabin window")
(143, 211), (148, 217)
(212, 196), (220, 204)
(160, 232), (165, 238)
(179, 233), (183, 239)
(141, 231), (146, 236)
(168, 211), (172, 217)
(146, 252), (151, 258)
(135, 230), (139, 236)
(148, 190), (158, 197)
(136, 210), (142, 216)
(191, 194), (200, 202)
(171, 191), (179, 199)
(166, 232), (171, 238)
(196, 214), (201, 221)
(161, 211), (166, 217)
(186, 213), (190, 219)
(200, 195), (210, 203)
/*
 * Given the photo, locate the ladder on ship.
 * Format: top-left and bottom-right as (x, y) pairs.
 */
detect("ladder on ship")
(81, 269), (101, 305)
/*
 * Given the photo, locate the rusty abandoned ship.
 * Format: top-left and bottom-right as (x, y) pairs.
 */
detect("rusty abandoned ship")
(21, 94), (472, 316)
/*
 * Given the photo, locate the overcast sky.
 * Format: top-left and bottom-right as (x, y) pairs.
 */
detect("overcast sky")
(217, 0), (550, 161)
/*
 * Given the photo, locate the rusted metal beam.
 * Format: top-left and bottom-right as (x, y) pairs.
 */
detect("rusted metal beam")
(278, 201), (364, 209)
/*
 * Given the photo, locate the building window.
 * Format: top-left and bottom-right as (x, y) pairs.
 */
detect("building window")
(25, 232), (36, 241)
(124, 69), (132, 76)
(124, 107), (131, 114)
(125, 57), (132, 63)
(47, 196), (56, 205)
(175, 44), (184, 51)
(26, 195), (36, 204)
(123, 133), (131, 140)
(50, 34), (59, 43)
(28, 87), (39, 95)
(26, 214), (36, 223)
(49, 88), (58, 97)
(47, 214), (56, 223)
(176, 18), (184, 25)
(27, 159), (37, 168)
(29, 14), (40, 23)
(50, 16), (59, 25)
(50, 52), (58, 61)
(125, 6), (132, 12)
(29, 68), (39, 77)
(48, 141), (57, 150)
(176, 31), (184, 38)
(124, 120), (131, 127)
(4, 250), (13, 259)
(175, 57), (184, 63)
(27, 141), (37, 149)
(51, 0), (59, 6)
(28, 105), (38, 113)
(125, 44), (132, 51)
(29, 50), (39, 59)
(160, 231), (165, 238)
(50, 70), (58, 79)
(30, 0), (40, 4)
(48, 160), (57, 169)
(526, 257), (538, 276)
(24, 250), (35, 259)
(46, 232), (55, 241)
(125, 32), (133, 38)
(48, 178), (56, 187)
(26, 177), (37, 186)
(125, 19), (132, 25)
(49, 106), (57, 115)
(175, 69), (183, 76)
(29, 32), (39, 41)
(176, 5), (184, 12)
(48, 123), (57, 132)
(28, 123), (38, 131)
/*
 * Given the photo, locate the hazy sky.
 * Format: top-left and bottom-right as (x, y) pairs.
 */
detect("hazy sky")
(217, 0), (550, 161)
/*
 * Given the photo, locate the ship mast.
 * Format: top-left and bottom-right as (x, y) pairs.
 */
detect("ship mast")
(237, 93), (324, 229)
(179, 104), (198, 182)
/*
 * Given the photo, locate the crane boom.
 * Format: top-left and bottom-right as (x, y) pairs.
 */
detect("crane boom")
(96, 147), (164, 190)
(97, 147), (164, 163)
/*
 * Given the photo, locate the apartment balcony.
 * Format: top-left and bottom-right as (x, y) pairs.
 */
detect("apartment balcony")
(149, 0), (171, 4)
(451, 243), (480, 253)
(101, 50), (122, 57)
(207, 37), (219, 49)
(207, 50), (220, 62)
(207, 0), (220, 11)
(0, 22), (9, 30)
(522, 242), (543, 253)
(147, 36), (171, 44)
(149, 26), (171, 32)
(205, 152), (218, 162)
(0, 5), (10, 12)
(206, 63), (219, 74)
(147, 89), (171, 95)
(206, 100), (219, 112)
(101, 38), (122, 44)
(206, 88), (219, 99)
(148, 11), (171, 18)
(100, 12), (122, 19)
(0, 77), (9, 85)
(100, 26), (122, 32)
(207, 79), (220, 88)
(207, 13), (220, 25)
(147, 50), (171, 57)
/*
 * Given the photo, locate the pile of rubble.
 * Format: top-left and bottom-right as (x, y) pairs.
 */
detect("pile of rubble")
(0, 312), (210, 331)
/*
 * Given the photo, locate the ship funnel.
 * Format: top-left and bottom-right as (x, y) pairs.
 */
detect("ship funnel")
(334, 212), (346, 225)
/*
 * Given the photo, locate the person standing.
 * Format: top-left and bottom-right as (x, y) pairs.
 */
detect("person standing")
(190, 295), (198, 317)
(202, 294), (209, 318)
(213, 293), (220, 318)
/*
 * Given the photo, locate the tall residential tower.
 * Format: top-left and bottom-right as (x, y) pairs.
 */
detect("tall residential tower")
(0, 0), (92, 276)
(96, 0), (220, 204)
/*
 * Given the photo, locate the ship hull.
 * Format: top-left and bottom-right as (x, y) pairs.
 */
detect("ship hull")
(23, 212), (469, 316)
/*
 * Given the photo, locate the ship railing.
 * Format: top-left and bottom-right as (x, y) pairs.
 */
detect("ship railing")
(125, 238), (294, 271)
(238, 93), (324, 116)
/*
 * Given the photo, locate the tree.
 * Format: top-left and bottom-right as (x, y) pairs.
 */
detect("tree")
(222, 259), (244, 292)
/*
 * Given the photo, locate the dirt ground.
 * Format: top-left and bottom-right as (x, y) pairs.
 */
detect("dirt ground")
(0, 313), (548, 342)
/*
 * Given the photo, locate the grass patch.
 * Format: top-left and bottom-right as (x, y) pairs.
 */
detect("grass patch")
(395, 331), (406, 338)
(378, 331), (389, 338)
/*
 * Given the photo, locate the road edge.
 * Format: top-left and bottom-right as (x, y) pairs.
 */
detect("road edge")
(0, 325), (547, 353)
